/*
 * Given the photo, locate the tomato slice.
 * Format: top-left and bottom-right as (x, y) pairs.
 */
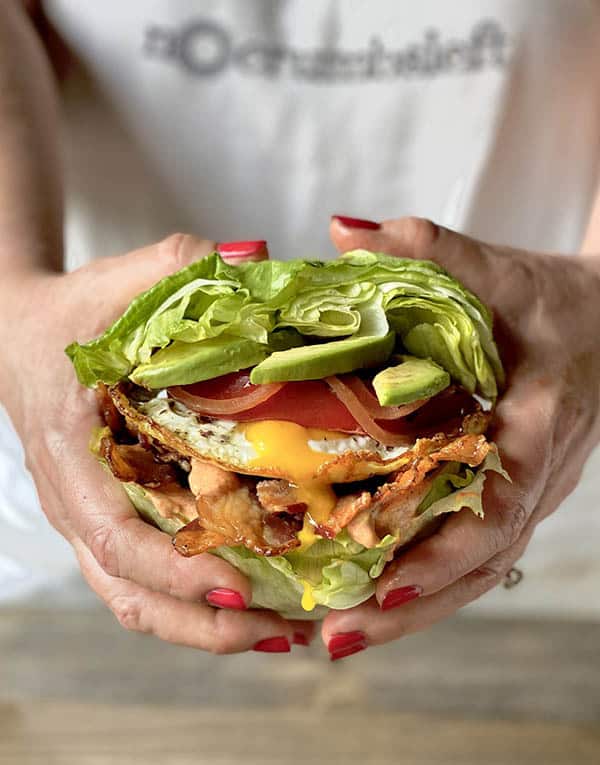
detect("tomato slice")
(168, 371), (481, 438)
(169, 373), (362, 432)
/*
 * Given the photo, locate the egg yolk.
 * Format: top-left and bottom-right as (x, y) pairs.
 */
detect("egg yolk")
(242, 420), (350, 612)
(243, 418), (340, 546)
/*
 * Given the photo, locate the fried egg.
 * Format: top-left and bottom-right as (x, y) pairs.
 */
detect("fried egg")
(133, 394), (412, 482)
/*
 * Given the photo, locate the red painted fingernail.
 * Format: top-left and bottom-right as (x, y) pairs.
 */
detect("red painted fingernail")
(217, 240), (269, 263)
(253, 636), (291, 653)
(328, 631), (367, 662)
(205, 588), (247, 611)
(293, 632), (310, 647)
(332, 215), (381, 230)
(381, 585), (423, 611)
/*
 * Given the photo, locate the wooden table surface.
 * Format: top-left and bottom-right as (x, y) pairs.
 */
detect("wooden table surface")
(1, 607), (599, 764)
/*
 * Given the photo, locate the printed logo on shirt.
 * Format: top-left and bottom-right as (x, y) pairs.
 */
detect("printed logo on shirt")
(142, 19), (509, 81)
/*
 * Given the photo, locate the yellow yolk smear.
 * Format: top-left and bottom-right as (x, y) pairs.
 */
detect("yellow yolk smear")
(301, 580), (316, 612)
(242, 419), (340, 557)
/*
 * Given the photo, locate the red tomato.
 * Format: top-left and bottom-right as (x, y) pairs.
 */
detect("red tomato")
(170, 372), (362, 432)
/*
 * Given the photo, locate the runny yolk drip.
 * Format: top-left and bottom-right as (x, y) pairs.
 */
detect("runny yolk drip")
(242, 419), (339, 564)
(301, 580), (316, 612)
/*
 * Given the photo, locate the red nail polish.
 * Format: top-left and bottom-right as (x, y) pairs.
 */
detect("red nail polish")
(381, 585), (422, 611)
(253, 636), (291, 653)
(206, 588), (247, 611)
(328, 631), (367, 661)
(330, 643), (367, 662)
(293, 632), (310, 647)
(217, 240), (269, 263)
(332, 215), (380, 230)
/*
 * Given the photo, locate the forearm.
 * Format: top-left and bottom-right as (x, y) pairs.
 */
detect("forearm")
(0, 1), (63, 280)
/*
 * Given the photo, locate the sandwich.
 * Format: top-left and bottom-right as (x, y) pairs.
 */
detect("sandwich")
(67, 249), (508, 619)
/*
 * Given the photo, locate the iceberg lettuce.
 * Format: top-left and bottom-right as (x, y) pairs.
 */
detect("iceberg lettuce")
(67, 250), (504, 400)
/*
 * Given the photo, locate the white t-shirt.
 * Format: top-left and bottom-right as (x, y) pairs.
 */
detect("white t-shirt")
(1, 0), (600, 614)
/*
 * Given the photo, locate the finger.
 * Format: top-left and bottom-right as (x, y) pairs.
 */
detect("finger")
(330, 215), (441, 259)
(323, 525), (533, 649)
(375, 374), (554, 606)
(81, 233), (217, 318)
(216, 240), (270, 264)
(329, 214), (510, 301)
(73, 539), (294, 654)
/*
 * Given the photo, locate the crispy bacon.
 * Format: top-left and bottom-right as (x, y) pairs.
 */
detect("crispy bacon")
(195, 488), (301, 556)
(371, 469), (441, 541)
(332, 434), (491, 547)
(175, 461), (302, 557)
(315, 492), (371, 540)
(371, 435), (490, 541)
(255, 480), (306, 515)
(100, 434), (180, 488)
(96, 382), (125, 434)
(173, 519), (227, 556)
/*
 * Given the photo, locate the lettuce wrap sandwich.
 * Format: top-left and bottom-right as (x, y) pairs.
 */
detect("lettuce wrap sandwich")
(67, 249), (508, 619)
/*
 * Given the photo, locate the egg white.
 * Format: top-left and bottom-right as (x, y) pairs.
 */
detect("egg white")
(137, 394), (409, 469)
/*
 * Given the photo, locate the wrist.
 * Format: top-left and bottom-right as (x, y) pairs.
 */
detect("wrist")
(0, 270), (57, 405)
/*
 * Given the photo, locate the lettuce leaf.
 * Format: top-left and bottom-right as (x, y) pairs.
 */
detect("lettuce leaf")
(67, 250), (504, 399)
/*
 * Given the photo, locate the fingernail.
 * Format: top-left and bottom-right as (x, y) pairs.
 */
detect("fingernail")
(206, 588), (247, 611)
(328, 631), (367, 662)
(253, 636), (291, 653)
(381, 585), (423, 611)
(332, 215), (381, 230)
(217, 240), (269, 263)
(293, 632), (310, 647)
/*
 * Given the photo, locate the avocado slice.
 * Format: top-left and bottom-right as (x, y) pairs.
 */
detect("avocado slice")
(249, 331), (394, 384)
(372, 355), (450, 406)
(130, 336), (269, 389)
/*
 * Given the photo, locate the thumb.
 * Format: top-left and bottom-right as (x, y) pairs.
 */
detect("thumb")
(88, 233), (217, 305)
(330, 215), (498, 298)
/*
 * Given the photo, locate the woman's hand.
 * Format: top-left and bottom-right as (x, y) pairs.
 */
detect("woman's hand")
(0, 234), (313, 654)
(322, 216), (600, 659)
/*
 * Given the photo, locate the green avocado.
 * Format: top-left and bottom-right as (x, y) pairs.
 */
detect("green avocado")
(372, 355), (450, 406)
(249, 331), (395, 384)
(129, 336), (269, 389)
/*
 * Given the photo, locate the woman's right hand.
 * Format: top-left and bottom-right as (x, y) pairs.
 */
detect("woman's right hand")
(1, 234), (313, 653)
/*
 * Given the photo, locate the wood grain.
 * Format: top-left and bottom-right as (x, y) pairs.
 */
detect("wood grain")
(0, 702), (599, 765)
(1, 608), (599, 764)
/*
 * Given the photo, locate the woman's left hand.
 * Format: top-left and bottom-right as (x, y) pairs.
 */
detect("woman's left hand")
(321, 215), (600, 661)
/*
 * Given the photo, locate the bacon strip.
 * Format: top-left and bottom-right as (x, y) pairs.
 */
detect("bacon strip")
(100, 434), (180, 488)
(256, 480), (306, 515)
(315, 492), (371, 540)
(172, 519), (227, 556)
(96, 382), (125, 433)
(325, 434), (491, 547)
(175, 461), (302, 557)
(372, 435), (490, 541)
